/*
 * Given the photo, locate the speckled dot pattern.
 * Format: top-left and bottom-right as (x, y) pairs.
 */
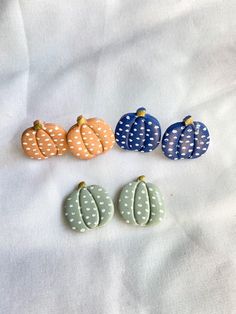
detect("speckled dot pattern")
(115, 107), (161, 152)
(67, 117), (115, 160)
(21, 122), (67, 160)
(118, 177), (164, 226)
(64, 183), (114, 233)
(162, 115), (210, 160)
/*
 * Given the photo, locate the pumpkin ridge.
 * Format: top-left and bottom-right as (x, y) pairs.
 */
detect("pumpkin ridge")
(87, 119), (114, 153)
(41, 127), (60, 154)
(127, 119), (140, 149)
(77, 188), (93, 229)
(43, 128), (59, 155)
(133, 181), (144, 225)
(191, 122), (210, 159)
(64, 189), (89, 232)
(36, 129), (57, 157)
(134, 181), (150, 225)
(146, 183), (164, 224)
(67, 125), (93, 159)
(22, 128), (45, 159)
(141, 115), (161, 152)
(190, 123), (198, 159)
(174, 129), (182, 159)
(162, 121), (184, 160)
(180, 124), (195, 159)
(115, 113), (136, 149)
(138, 119), (148, 151)
(83, 124), (104, 155)
(175, 125), (187, 159)
(119, 114), (136, 149)
(86, 187), (101, 226)
(118, 181), (138, 225)
(44, 123), (67, 156)
(143, 182), (152, 225)
(187, 125), (195, 159)
(34, 130), (48, 158)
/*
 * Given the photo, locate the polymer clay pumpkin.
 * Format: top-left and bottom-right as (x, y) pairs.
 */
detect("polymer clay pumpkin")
(64, 181), (114, 233)
(21, 120), (67, 160)
(67, 115), (115, 160)
(162, 115), (210, 160)
(115, 107), (161, 152)
(118, 176), (164, 226)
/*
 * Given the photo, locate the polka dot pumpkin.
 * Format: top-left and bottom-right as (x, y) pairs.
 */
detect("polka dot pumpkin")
(118, 176), (164, 226)
(64, 181), (114, 233)
(115, 107), (161, 152)
(162, 115), (210, 160)
(21, 120), (67, 160)
(67, 115), (115, 160)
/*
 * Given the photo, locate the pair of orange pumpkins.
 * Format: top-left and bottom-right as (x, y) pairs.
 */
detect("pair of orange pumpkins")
(21, 116), (115, 160)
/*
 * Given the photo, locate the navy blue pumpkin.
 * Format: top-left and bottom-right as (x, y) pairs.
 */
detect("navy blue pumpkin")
(162, 115), (210, 160)
(115, 107), (161, 152)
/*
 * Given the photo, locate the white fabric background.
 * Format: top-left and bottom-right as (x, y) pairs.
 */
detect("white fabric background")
(0, 1), (236, 313)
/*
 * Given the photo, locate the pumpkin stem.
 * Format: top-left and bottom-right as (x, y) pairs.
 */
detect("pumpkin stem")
(183, 115), (193, 126)
(136, 107), (146, 117)
(78, 181), (86, 189)
(138, 175), (146, 182)
(33, 120), (44, 130)
(77, 115), (87, 126)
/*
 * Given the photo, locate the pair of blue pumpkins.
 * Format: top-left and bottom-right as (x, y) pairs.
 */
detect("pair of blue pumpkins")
(115, 107), (210, 160)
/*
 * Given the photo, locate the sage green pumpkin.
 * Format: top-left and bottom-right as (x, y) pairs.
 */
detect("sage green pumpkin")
(64, 182), (114, 233)
(118, 176), (164, 226)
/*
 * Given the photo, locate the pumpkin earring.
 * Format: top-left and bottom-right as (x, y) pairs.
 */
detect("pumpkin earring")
(64, 181), (114, 233)
(21, 120), (67, 160)
(118, 175), (164, 226)
(115, 107), (161, 152)
(67, 115), (115, 160)
(162, 115), (210, 160)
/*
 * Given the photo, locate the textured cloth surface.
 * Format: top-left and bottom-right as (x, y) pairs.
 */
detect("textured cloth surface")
(0, 1), (236, 313)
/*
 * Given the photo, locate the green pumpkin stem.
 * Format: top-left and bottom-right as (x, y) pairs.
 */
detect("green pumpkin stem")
(77, 115), (87, 126)
(33, 120), (44, 131)
(138, 175), (146, 182)
(78, 181), (86, 189)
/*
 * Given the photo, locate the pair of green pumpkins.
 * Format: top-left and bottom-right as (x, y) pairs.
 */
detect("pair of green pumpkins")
(64, 176), (164, 233)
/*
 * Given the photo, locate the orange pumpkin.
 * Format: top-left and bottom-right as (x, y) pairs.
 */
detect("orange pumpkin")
(21, 120), (67, 160)
(67, 115), (115, 160)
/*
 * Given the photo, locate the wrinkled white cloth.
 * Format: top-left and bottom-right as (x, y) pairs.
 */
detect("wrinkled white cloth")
(0, 1), (236, 313)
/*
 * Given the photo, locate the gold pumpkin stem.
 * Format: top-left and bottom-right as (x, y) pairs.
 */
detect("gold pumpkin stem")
(136, 108), (146, 117)
(33, 120), (44, 130)
(77, 115), (87, 126)
(138, 175), (146, 182)
(184, 116), (194, 126)
(78, 181), (86, 189)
